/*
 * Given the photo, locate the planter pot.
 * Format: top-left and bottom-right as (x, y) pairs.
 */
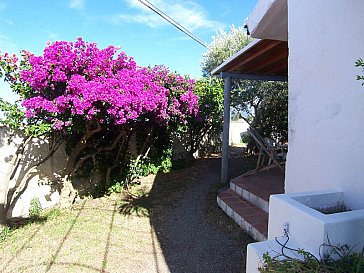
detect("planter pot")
(268, 189), (364, 258)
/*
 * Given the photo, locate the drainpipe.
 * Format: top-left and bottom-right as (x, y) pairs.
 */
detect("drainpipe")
(221, 75), (231, 184)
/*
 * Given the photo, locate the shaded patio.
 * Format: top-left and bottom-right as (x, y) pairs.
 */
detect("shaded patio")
(212, 38), (288, 184)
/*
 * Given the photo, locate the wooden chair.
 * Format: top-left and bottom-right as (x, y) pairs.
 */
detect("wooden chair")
(246, 127), (286, 174)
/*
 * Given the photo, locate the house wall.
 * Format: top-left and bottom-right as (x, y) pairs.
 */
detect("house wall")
(286, 0), (364, 209)
(229, 120), (249, 145)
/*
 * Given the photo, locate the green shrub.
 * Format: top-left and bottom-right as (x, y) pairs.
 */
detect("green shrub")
(0, 225), (11, 242)
(356, 58), (364, 84)
(29, 197), (42, 218)
(108, 182), (124, 194)
(259, 244), (364, 273)
(240, 131), (250, 144)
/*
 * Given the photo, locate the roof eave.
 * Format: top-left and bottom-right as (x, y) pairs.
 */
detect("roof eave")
(245, 0), (288, 41)
(211, 39), (263, 75)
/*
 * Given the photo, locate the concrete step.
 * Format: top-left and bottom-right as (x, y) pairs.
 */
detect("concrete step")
(230, 180), (269, 213)
(230, 167), (285, 213)
(217, 189), (268, 241)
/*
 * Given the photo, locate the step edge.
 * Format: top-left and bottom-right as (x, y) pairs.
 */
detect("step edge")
(230, 182), (269, 213)
(217, 195), (267, 241)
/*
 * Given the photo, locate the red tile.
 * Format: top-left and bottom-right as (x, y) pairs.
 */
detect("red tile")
(218, 187), (270, 241)
(255, 222), (268, 234)
(231, 166), (284, 202)
(244, 214), (268, 225)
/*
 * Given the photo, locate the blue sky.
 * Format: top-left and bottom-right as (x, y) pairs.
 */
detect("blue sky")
(0, 0), (257, 101)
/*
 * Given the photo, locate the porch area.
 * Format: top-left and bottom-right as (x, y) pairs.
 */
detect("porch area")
(217, 166), (284, 241)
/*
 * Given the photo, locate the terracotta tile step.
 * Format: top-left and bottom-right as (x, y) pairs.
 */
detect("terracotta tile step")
(217, 189), (268, 241)
(231, 167), (284, 203)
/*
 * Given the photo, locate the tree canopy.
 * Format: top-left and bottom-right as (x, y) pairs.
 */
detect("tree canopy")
(231, 80), (288, 141)
(201, 25), (252, 77)
(19, 39), (198, 131)
(201, 25), (288, 143)
(182, 77), (224, 155)
(0, 38), (200, 217)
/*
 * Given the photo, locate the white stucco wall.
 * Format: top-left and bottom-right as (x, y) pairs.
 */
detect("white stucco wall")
(0, 127), (66, 218)
(286, 0), (364, 209)
(229, 120), (249, 145)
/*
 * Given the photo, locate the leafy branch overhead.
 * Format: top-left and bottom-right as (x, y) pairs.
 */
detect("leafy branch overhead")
(356, 58), (364, 84)
(201, 25), (288, 142)
(201, 25), (252, 77)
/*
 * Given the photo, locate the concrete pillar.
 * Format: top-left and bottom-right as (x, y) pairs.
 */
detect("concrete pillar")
(221, 76), (231, 184)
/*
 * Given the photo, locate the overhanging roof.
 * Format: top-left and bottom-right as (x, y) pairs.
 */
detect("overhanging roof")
(211, 39), (288, 80)
(245, 0), (288, 41)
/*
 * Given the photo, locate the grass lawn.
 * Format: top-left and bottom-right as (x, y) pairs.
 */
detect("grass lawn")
(1, 176), (171, 273)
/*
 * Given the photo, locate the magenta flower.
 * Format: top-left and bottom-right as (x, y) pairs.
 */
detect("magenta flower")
(19, 38), (199, 130)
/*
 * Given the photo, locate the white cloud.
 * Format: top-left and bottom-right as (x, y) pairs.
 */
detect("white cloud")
(1, 18), (13, 26)
(42, 30), (58, 41)
(69, 0), (85, 10)
(117, 0), (224, 31)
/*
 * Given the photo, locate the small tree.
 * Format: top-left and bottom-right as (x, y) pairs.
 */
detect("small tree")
(201, 25), (252, 77)
(0, 39), (199, 224)
(181, 77), (224, 156)
(231, 80), (288, 142)
(201, 24), (288, 145)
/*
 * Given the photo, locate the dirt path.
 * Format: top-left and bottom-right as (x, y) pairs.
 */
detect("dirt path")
(150, 158), (249, 273)
(1, 152), (255, 273)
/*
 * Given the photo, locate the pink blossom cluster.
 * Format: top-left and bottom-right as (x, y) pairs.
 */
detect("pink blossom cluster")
(0, 51), (19, 82)
(151, 66), (199, 122)
(19, 38), (198, 130)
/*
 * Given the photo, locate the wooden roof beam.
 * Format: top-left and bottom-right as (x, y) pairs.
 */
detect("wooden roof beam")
(220, 72), (287, 81)
(227, 40), (283, 72)
(248, 50), (288, 74)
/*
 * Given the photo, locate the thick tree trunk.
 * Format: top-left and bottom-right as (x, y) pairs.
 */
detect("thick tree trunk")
(0, 135), (33, 225)
(0, 169), (12, 225)
(59, 176), (77, 208)
(57, 122), (100, 206)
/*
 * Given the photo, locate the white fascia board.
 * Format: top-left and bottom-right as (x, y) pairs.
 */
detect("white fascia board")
(245, 0), (277, 32)
(211, 39), (262, 75)
(245, 0), (288, 41)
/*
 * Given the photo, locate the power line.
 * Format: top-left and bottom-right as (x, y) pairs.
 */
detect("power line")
(137, 0), (208, 48)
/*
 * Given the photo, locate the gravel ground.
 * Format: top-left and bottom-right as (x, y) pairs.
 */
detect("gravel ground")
(152, 161), (243, 272)
(149, 151), (256, 273)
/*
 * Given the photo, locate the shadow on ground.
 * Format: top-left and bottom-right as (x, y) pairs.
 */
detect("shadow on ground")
(1, 147), (257, 273)
(120, 147), (257, 273)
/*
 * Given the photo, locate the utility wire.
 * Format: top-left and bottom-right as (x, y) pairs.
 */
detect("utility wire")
(137, 0), (208, 48)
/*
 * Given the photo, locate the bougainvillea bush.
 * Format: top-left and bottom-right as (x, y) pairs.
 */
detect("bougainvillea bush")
(20, 39), (198, 129)
(0, 38), (199, 210)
